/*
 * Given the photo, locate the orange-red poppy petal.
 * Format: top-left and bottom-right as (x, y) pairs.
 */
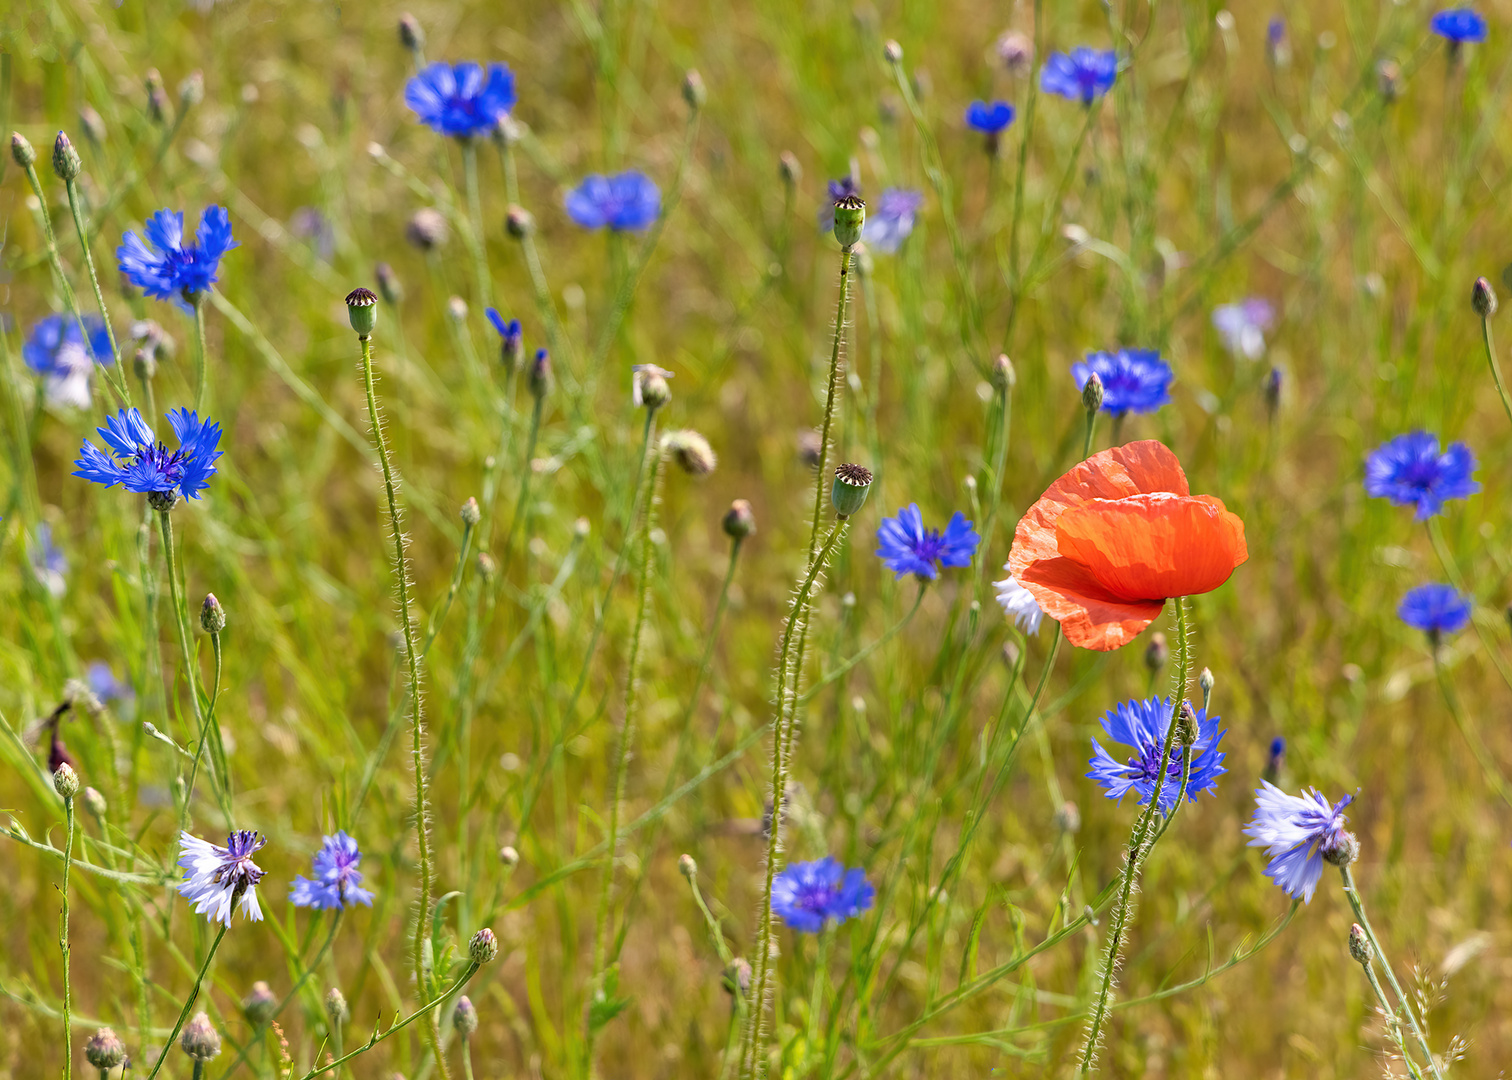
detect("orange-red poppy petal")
(1016, 555), (1166, 651)
(1054, 493), (1248, 601)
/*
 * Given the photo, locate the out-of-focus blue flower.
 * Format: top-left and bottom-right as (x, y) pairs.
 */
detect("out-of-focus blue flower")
(1243, 781), (1353, 903)
(564, 171), (661, 231)
(1071, 349), (1173, 416)
(861, 188), (923, 254)
(771, 857), (874, 932)
(1398, 582), (1472, 636)
(289, 207), (335, 262)
(994, 571), (1045, 634)
(87, 661), (134, 704)
(1431, 8), (1487, 42)
(24, 314), (113, 409)
(289, 830), (374, 910)
(30, 523), (67, 598)
(817, 176), (862, 232)
(74, 408), (224, 501)
(965, 100), (1016, 134)
(876, 504), (979, 580)
(1211, 298), (1274, 359)
(1364, 431), (1479, 520)
(1086, 697), (1226, 813)
(118, 208), (237, 301)
(405, 61), (517, 138)
(179, 830), (266, 925)
(1040, 48), (1118, 104)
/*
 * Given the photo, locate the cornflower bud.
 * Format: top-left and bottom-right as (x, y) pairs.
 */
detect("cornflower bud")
(375, 261), (404, 304)
(1199, 666), (1215, 701)
(201, 593), (226, 633)
(148, 490), (180, 513)
(180, 1012), (222, 1062)
(831, 463), (874, 517)
(468, 927), (499, 965)
(527, 348), (552, 401)
(1144, 632), (1168, 672)
(832, 194), (866, 249)
(11, 131), (37, 168)
(798, 429), (823, 468)
(779, 150), (802, 187)
(52, 131), (82, 182)
(997, 30), (1033, 75)
(460, 497), (481, 526)
(447, 295), (468, 323)
(1348, 923), (1373, 965)
(399, 13), (425, 52)
(53, 762), (80, 800)
(682, 69), (706, 110)
(1054, 801), (1081, 834)
(1265, 366), (1283, 418)
(84, 1028), (127, 1071)
(499, 845), (520, 867)
(345, 287), (379, 338)
(1322, 830), (1360, 868)
(405, 208), (449, 251)
(477, 552), (497, 582)
(1266, 17), (1291, 68)
(505, 205), (534, 238)
(453, 995), (478, 1038)
(325, 987), (349, 1028)
(82, 786), (108, 820)
(243, 981), (277, 1025)
(1473, 276), (1498, 318)
(723, 958), (752, 998)
(1082, 371), (1104, 415)
(134, 348), (158, 382)
(722, 499), (756, 541)
(883, 39), (904, 64)
(179, 71), (205, 111)
(678, 853), (697, 879)
(1376, 59), (1401, 102)
(662, 430), (717, 476)
(145, 69), (170, 123)
(1263, 736), (1285, 783)
(79, 106), (106, 146)
(632, 364), (673, 411)
(991, 354), (1016, 391)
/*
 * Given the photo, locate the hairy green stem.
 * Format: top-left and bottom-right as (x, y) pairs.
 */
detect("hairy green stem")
(144, 924), (229, 1080)
(59, 792), (75, 1080)
(806, 247), (854, 564)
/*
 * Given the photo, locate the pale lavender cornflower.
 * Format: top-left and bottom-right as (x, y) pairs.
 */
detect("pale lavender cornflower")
(178, 830), (267, 925)
(861, 188), (923, 254)
(993, 571), (1045, 633)
(289, 830), (374, 910)
(1211, 298), (1274, 359)
(1242, 781), (1354, 902)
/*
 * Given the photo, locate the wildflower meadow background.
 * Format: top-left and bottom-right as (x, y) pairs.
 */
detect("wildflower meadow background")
(3, 1), (1512, 1076)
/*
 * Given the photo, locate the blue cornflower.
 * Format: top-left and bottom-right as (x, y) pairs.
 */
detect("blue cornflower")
(771, 857), (874, 932)
(1398, 582), (1472, 637)
(965, 99), (1016, 134)
(861, 188), (923, 254)
(1211, 298), (1274, 359)
(486, 308), (523, 367)
(564, 171), (661, 231)
(817, 176), (862, 232)
(1243, 781), (1353, 903)
(117, 207), (237, 300)
(1364, 431), (1479, 520)
(24, 314), (113, 409)
(30, 523), (67, 598)
(289, 830), (375, 910)
(1086, 697), (1227, 813)
(179, 830), (266, 925)
(87, 661), (134, 704)
(1040, 48), (1118, 104)
(74, 407), (224, 501)
(876, 504), (980, 580)
(1431, 8), (1487, 43)
(1071, 349), (1173, 416)
(404, 61), (517, 139)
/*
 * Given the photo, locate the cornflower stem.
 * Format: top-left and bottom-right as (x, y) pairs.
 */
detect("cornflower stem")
(1425, 517), (1512, 692)
(1082, 406), (1098, 459)
(804, 928), (832, 1060)
(182, 630), (230, 828)
(59, 791), (75, 1080)
(460, 140), (494, 309)
(1478, 313), (1512, 427)
(739, 519), (849, 1080)
(1431, 650), (1512, 809)
(63, 176), (131, 401)
(144, 924), (229, 1080)
(355, 333), (448, 1080)
(498, 394), (544, 574)
(1339, 865), (1444, 1080)
(496, 138), (520, 208)
(585, 429), (665, 1068)
(1078, 597), (1190, 1076)
(460, 1038), (474, 1080)
(1006, 0), (1045, 287)
(1358, 955), (1425, 1080)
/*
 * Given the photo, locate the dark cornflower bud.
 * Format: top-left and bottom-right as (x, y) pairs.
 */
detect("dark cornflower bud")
(499, 844), (520, 867)
(460, 497), (481, 526)
(82, 786), (108, 819)
(1322, 830), (1360, 868)
(505, 205), (534, 239)
(883, 39), (903, 64)
(997, 31), (1033, 76)
(53, 762), (80, 800)
(832, 463), (874, 517)
(527, 348), (553, 400)
(779, 150), (802, 187)
(201, 593), (227, 633)
(1376, 59), (1401, 103)
(405, 207), (450, 251)
(991, 354), (1016, 391)
(180, 1012), (222, 1062)
(662, 430), (718, 476)
(682, 69), (706, 110)
(399, 13), (425, 52)
(179, 71), (205, 111)
(85, 1028), (127, 1071)
(11, 131), (36, 168)
(145, 69), (170, 124)
(468, 927), (499, 965)
(1348, 923), (1373, 965)
(722, 957), (752, 998)
(52, 131), (82, 182)
(678, 853), (697, 879)
(1473, 276), (1497, 318)
(723, 499), (756, 541)
(1263, 736), (1285, 783)
(832, 194), (866, 249)
(1264, 366), (1283, 418)
(375, 261), (404, 304)
(1054, 801), (1081, 834)
(798, 429), (823, 468)
(453, 995), (478, 1038)
(1144, 632), (1168, 672)
(1081, 371), (1104, 415)
(632, 364), (673, 411)
(345, 287), (379, 338)
(1266, 17), (1291, 68)
(243, 981), (277, 1025)
(79, 106), (106, 146)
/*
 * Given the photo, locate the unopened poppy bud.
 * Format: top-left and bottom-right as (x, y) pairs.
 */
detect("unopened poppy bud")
(179, 71), (205, 111)
(201, 593), (227, 633)
(1081, 372), (1104, 415)
(1348, 923), (1373, 965)
(499, 844), (520, 867)
(1144, 632), (1168, 672)
(1054, 801), (1081, 834)
(52, 131), (82, 182)
(1322, 830), (1360, 868)
(453, 995), (478, 1038)
(682, 69), (706, 110)
(53, 762), (80, 800)
(832, 463), (874, 517)
(243, 981), (277, 1025)
(375, 261), (404, 304)
(779, 151), (802, 187)
(528, 348), (553, 400)
(345, 287), (379, 337)
(468, 927), (499, 965)
(883, 39), (904, 64)
(80, 106), (106, 145)
(722, 958), (752, 997)
(1473, 276), (1497, 318)
(85, 1028), (127, 1071)
(399, 13), (425, 52)
(678, 853), (697, 879)
(662, 430), (718, 476)
(1376, 59), (1401, 102)
(723, 499), (756, 541)
(832, 194), (866, 249)
(632, 364), (673, 410)
(180, 1012), (222, 1062)
(991, 354), (1016, 391)
(405, 208), (449, 251)
(505, 205), (534, 238)
(82, 786), (107, 819)
(460, 497), (481, 526)
(145, 69), (170, 123)
(11, 131), (36, 168)
(324, 987), (349, 1028)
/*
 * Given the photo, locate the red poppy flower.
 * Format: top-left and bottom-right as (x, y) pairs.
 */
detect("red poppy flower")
(1008, 440), (1247, 651)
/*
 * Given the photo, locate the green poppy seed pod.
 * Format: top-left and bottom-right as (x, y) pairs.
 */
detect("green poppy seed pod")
(1082, 371), (1104, 415)
(180, 1012), (222, 1062)
(53, 762), (80, 800)
(399, 13), (425, 52)
(453, 995), (478, 1039)
(375, 261), (404, 304)
(84, 1028), (127, 1071)
(243, 981), (277, 1025)
(682, 69), (706, 111)
(528, 348), (553, 400)
(345, 287), (379, 338)
(779, 150), (802, 187)
(1322, 830), (1360, 868)
(499, 844), (520, 868)
(405, 207), (450, 251)
(991, 354), (1016, 391)
(11, 132), (36, 168)
(179, 71), (205, 111)
(678, 853), (697, 879)
(145, 69), (170, 124)
(1143, 632), (1168, 672)
(1348, 923), (1373, 966)
(324, 987), (349, 1028)
(505, 205), (535, 239)
(79, 106), (106, 146)
(1473, 276), (1497, 318)
(468, 927), (499, 965)
(883, 39), (904, 64)
(52, 131), (82, 182)
(722, 499), (756, 541)
(831, 462), (874, 518)
(460, 497), (481, 526)
(662, 430), (718, 476)
(832, 193), (866, 249)
(201, 593), (227, 634)
(82, 786), (108, 820)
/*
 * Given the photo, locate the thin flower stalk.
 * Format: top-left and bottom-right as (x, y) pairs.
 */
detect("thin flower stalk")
(62, 174), (131, 401)
(1478, 303), (1512, 426)
(143, 924), (229, 1080)
(460, 140), (494, 310)
(58, 784), (75, 1080)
